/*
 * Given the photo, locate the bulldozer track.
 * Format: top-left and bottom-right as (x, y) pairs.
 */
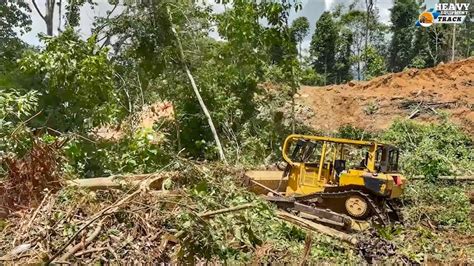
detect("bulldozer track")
(295, 190), (390, 225)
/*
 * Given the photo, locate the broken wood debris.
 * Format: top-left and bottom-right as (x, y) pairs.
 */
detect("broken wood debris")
(276, 211), (359, 245)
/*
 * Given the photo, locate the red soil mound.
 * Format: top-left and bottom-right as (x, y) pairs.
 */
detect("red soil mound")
(296, 58), (474, 136)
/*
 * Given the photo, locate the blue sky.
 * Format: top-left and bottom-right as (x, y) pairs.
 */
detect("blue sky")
(21, 0), (438, 49)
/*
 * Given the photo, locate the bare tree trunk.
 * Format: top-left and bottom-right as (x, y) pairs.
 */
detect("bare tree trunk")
(451, 24), (456, 61)
(324, 61), (327, 86)
(357, 48), (361, 80)
(451, 0), (457, 61)
(32, 0), (56, 36)
(287, 16), (297, 133)
(291, 83), (296, 133)
(364, 0), (373, 71)
(46, 0), (55, 36)
(427, 26), (440, 66)
(58, 0), (62, 32)
(299, 41), (302, 61)
(166, 6), (227, 164)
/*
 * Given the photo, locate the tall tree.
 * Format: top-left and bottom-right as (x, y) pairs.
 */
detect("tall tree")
(411, 23), (453, 68)
(310, 11), (338, 85)
(32, 0), (93, 36)
(340, 10), (366, 80)
(340, 6), (388, 81)
(290, 16), (310, 60)
(335, 30), (353, 83)
(388, 0), (418, 72)
(364, 0), (374, 68)
(457, 15), (473, 58)
(0, 1), (31, 86)
(98, 0), (301, 159)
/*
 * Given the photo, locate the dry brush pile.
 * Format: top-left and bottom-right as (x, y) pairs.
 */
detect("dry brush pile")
(0, 139), (65, 218)
(0, 140), (472, 264)
(0, 162), (359, 264)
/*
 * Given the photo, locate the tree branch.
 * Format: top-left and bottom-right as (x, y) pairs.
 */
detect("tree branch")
(198, 203), (254, 218)
(32, 0), (46, 21)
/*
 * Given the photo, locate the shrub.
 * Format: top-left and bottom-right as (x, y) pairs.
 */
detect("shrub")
(382, 119), (473, 180)
(403, 180), (472, 231)
(0, 89), (39, 176)
(64, 128), (173, 178)
(300, 67), (324, 86)
(19, 29), (119, 133)
(335, 125), (376, 140)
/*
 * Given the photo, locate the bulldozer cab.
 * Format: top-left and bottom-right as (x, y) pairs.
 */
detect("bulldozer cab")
(282, 134), (402, 195)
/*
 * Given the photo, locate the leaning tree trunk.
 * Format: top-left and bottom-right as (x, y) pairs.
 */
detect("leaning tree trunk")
(166, 6), (227, 164)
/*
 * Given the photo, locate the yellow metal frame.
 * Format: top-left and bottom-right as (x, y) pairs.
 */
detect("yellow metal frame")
(281, 134), (406, 198)
(282, 134), (379, 172)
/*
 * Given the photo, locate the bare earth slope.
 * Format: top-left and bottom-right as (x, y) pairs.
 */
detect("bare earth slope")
(296, 58), (474, 136)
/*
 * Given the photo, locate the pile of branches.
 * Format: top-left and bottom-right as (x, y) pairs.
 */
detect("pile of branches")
(0, 163), (355, 264)
(0, 182), (187, 263)
(0, 139), (65, 217)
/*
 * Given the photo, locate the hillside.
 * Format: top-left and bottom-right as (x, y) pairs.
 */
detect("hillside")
(296, 58), (474, 136)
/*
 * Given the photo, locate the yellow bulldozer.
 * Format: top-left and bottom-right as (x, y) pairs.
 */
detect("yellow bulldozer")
(245, 134), (406, 228)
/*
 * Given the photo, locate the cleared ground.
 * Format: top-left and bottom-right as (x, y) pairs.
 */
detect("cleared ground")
(295, 58), (474, 136)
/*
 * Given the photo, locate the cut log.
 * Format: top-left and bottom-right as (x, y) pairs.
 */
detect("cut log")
(407, 109), (420, 119)
(66, 172), (178, 190)
(276, 211), (358, 245)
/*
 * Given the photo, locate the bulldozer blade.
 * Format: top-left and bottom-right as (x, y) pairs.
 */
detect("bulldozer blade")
(244, 170), (287, 195)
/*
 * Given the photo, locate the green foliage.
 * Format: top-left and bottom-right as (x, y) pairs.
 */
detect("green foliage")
(64, 128), (173, 177)
(335, 125), (376, 140)
(0, 2), (32, 89)
(168, 165), (356, 263)
(0, 1), (31, 39)
(291, 16), (310, 43)
(411, 24), (452, 68)
(388, 0), (418, 72)
(20, 28), (118, 133)
(299, 66), (324, 86)
(334, 29), (353, 83)
(409, 54), (427, 69)
(0, 89), (39, 159)
(363, 101), (379, 115)
(457, 15), (473, 58)
(291, 16), (310, 59)
(176, 176), (280, 261)
(64, 0), (95, 27)
(0, 89), (38, 123)
(403, 181), (472, 230)
(310, 9), (359, 84)
(0, 38), (29, 84)
(364, 46), (387, 79)
(382, 119), (473, 179)
(222, 81), (319, 165)
(310, 11), (338, 85)
(101, 0), (303, 161)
